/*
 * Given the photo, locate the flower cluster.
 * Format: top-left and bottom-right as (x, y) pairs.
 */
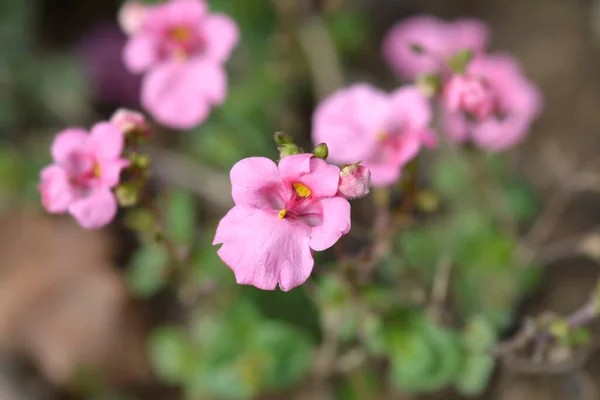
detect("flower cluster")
(213, 149), (369, 291)
(120, 0), (239, 129)
(313, 15), (542, 187)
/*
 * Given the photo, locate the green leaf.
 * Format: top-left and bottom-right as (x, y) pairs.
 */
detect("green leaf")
(454, 354), (495, 396)
(326, 11), (368, 55)
(448, 49), (474, 74)
(126, 244), (169, 298)
(462, 316), (497, 354)
(165, 189), (196, 246)
(503, 177), (538, 221)
(149, 326), (190, 384)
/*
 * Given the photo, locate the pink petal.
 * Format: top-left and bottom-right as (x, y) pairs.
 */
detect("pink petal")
(388, 85), (432, 130)
(214, 205), (314, 291)
(230, 157), (287, 208)
(471, 116), (532, 151)
(51, 128), (89, 164)
(141, 59), (226, 129)
(150, 0), (207, 27)
(451, 18), (490, 54)
(363, 161), (402, 187)
(68, 188), (118, 229)
(88, 122), (126, 160)
(39, 165), (76, 213)
(312, 84), (386, 165)
(278, 154), (341, 198)
(99, 159), (130, 188)
(309, 197), (351, 251)
(123, 34), (158, 73)
(202, 14), (239, 63)
(278, 153), (313, 178)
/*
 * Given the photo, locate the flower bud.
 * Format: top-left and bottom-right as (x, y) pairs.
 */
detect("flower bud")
(337, 163), (370, 199)
(115, 183), (140, 207)
(313, 143), (329, 160)
(110, 108), (152, 138)
(118, 1), (147, 35)
(274, 131), (293, 146)
(278, 143), (302, 159)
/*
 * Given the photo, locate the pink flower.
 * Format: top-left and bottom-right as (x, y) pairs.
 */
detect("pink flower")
(39, 123), (130, 229)
(213, 154), (351, 291)
(444, 74), (498, 120)
(312, 83), (436, 187)
(337, 164), (371, 199)
(122, 0), (239, 129)
(442, 53), (542, 151)
(110, 108), (151, 137)
(382, 15), (489, 80)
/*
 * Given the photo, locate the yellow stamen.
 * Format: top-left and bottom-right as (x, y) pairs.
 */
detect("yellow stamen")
(278, 209), (288, 219)
(293, 182), (311, 198)
(170, 26), (191, 42)
(376, 130), (388, 141)
(93, 163), (102, 177)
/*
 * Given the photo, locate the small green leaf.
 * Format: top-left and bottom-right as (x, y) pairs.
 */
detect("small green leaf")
(149, 326), (190, 384)
(454, 354), (495, 396)
(462, 316), (497, 353)
(165, 189), (196, 246)
(448, 49), (474, 74)
(126, 245), (169, 298)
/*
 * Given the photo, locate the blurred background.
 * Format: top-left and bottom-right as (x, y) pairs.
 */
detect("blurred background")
(2, 0), (600, 399)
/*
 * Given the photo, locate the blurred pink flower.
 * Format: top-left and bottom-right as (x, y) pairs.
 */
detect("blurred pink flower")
(213, 154), (351, 291)
(110, 108), (152, 137)
(312, 84), (436, 186)
(337, 163), (371, 199)
(382, 15), (489, 80)
(39, 123), (130, 229)
(442, 53), (542, 151)
(121, 0), (239, 129)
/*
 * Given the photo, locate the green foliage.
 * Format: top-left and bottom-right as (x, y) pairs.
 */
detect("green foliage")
(326, 10), (368, 56)
(126, 244), (169, 298)
(150, 303), (314, 399)
(165, 189), (197, 247)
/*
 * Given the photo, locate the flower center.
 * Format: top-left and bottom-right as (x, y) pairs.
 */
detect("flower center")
(170, 26), (192, 43)
(292, 182), (311, 198)
(276, 182), (321, 225)
(66, 152), (102, 189)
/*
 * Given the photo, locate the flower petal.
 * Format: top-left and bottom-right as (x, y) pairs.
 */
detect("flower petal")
(230, 157), (287, 208)
(123, 34), (158, 73)
(141, 59), (226, 129)
(388, 85), (432, 131)
(68, 188), (118, 229)
(309, 197), (351, 251)
(39, 165), (76, 213)
(51, 128), (89, 164)
(202, 14), (239, 63)
(214, 205), (314, 291)
(363, 161), (402, 187)
(99, 159), (131, 188)
(278, 154), (341, 198)
(88, 122), (126, 160)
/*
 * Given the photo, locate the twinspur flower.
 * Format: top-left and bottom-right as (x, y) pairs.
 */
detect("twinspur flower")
(312, 83), (436, 186)
(441, 53), (542, 151)
(382, 15), (489, 80)
(122, 0), (239, 129)
(213, 154), (353, 291)
(39, 123), (130, 229)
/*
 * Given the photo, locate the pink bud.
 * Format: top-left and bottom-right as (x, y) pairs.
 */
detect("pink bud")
(110, 108), (151, 138)
(118, 1), (147, 36)
(444, 74), (497, 120)
(337, 164), (371, 199)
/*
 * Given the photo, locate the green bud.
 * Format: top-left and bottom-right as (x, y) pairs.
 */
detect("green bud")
(313, 143), (329, 160)
(115, 183), (140, 207)
(134, 154), (152, 169)
(278, 143), (301, 159)
(448, 49), (474, 74)
(274, 131), (293, 146)
(416, 73), (442, 97)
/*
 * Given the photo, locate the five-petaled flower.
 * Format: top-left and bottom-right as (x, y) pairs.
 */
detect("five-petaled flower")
(441, 53), (542, 151)
(382, 15), (489, 80)
(213, 154), (352, 291)
(122, 0), (239, 129)
(312, 83), (436, 187)
(39, 123), (130, 229)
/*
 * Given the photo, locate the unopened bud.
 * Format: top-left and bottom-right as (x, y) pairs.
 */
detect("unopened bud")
(118, 1), (148, 35)
(278, 143), (302, 159)
(416, 73), (441, 98)
(337, 163), (370, 199)
(115, 183), (140, 207)
(110, 108), (152, 138)
(313, 143), (329, 160)
(129, 153), (152, 169)
(274, 131), (293, 146)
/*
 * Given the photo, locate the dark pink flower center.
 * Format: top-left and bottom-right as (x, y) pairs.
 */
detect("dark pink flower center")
(65, 152), (102, 191)
(453, 76), (499, 121)
(274, 182), (322, 227)
(161, 24), (205, 60)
